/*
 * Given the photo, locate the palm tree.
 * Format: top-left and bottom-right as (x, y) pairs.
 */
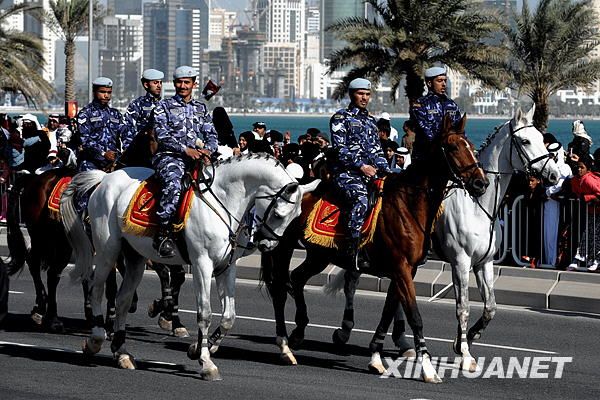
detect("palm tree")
(326, 0), (508, 105)
(0, 0), (54, 106)
(503, 0), (600, 131)
(46, 0), (101, 103)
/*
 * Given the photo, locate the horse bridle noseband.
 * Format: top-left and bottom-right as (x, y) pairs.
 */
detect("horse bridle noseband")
(508, 123), (552, 178)
(254, 182), (298, 241)
(441, 132), (483, 192)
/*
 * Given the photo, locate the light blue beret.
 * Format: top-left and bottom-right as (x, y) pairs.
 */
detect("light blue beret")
(142, 69), (164, 81)
(424, 66), (447, 79)
(92, 77), (113, 87)
(173, 66), (198, 79)
(348, 78), (371, 91)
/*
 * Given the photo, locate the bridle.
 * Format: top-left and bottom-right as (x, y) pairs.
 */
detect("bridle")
(508, 123), (552, 178)
(441, 132), (483, 192)
(254, 182), (298, 241)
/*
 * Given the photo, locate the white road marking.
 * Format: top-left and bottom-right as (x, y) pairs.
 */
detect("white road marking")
(0, 341), (180, 367)
(8, 291), (24, 294)
(177, 308), (557, 355)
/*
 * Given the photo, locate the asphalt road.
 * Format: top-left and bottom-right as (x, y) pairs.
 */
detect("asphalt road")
(1, 269), (598, 400)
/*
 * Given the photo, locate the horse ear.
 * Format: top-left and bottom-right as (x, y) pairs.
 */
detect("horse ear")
(300, 179), (320, 194)
(457, 113), (467, 133)
(513, 106), (524, 124)
(525, 104), (536, 124)
(442, 113), (453, 135)
(284, 182), (299, 196)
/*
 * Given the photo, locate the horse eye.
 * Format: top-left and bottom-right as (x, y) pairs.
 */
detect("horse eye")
(521, 139), (530, 145)
(273, 211), (285, 219)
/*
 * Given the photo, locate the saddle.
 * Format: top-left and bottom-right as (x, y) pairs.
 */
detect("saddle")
(47, 176), (73, 220)
(122, 167), (201, 237)
(303, 178), (385, 249)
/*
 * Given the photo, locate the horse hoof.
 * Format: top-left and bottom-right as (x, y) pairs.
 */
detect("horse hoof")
(452, 337), (461, 355)
(209, 344), (220, 355)
(31, 312), (43, 326)
(147, 300), (162, 318)
(201, 367), (222, 381)
(368, 362), (386, 375)
(423, 373), (443, 384)
(400, 348), (417, 360)
(82, 339), (101, 356)
(332, 328), (350, 346)
(187, 344), (200, 360)
(117, 353), (136, 370)
(288, 330), (304, 350)
(158, 316), (172, 332)
(173, 327), (190, 338)
(281, 351), (297, 366)
(462, 357), (478, 373)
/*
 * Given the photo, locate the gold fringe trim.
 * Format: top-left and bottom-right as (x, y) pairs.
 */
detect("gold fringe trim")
(48, 207), (61, 221)
(122, 182), (193, 237)
(303, 194), (384, 250)
(430, 203), (445, 233)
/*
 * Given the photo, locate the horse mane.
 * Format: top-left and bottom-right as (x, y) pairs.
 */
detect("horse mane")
(478, 121), (509, 154)
(213, 152), (285, 171)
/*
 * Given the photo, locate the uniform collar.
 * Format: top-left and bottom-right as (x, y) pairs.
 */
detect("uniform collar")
(144, 92), (160, 102)
(347, 104), (369, 117)
(91, 99), (109, 108)
(428, 91), (449, 101)
(173, 94), (196, 105)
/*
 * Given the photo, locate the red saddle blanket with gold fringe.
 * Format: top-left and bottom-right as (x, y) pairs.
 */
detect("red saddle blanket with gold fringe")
(47, 176), (73, 218)
(303, 178), (385, 249)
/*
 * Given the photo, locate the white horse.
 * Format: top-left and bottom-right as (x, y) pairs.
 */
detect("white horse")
(61, 154), (319, 380)
(433, 105), (560, 371)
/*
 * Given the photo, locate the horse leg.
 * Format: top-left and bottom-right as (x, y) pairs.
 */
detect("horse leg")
(148, 261), (172, 331)
(367, 284), (399, 374)
(169, 265), (188, 337)
(208, 264), (236, 354)
(82, 280), (93, 325)
(391, 303), (415, 357)
(43, 267), (64, 333)
(263, 246), (297, 365)
(288, 250), (329, 350)
(104, 268), (118, 339)
(116, 255), (137, 314)
(393, 263), (442, 383)
(27, 247), (47, 326)
(468, 261), (497, 350)
(111, 246), (146, 370)
(332, 269), (360, 346)
(83, 259), (116, 356)
(187, 256), (220, 381)
(451, 260), (477, 372)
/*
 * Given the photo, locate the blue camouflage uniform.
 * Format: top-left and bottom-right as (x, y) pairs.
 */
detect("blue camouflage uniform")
(124, 92), (160, 136)
(409, 92), (461, 160)
(76, 100), (131, 172)
(331, 105), (390, 239)
(152, 94), (218, 226)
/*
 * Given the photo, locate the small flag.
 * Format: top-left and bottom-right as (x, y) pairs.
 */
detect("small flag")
(202, 80), (221, 101)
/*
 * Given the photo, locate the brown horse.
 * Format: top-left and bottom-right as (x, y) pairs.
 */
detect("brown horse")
(4, 168), (76, 332)
(262, 114), (488, 383)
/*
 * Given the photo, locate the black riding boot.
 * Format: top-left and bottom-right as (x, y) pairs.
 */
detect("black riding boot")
(153, 225), (176, 258)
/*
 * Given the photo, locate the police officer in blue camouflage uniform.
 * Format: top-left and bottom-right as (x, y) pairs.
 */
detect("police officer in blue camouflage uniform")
(331, 78), (390, 270)
(152, 66), (218, 258)
(409, 66), (462, 161)
(77, 77), (131, 172)
(75, 77), (131, 214)
(122, 69), (164, 167)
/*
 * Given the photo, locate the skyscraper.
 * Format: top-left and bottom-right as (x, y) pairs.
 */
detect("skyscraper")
(320, 0), (366, 62)
(143, 0), (210, 80)
(107, 0), (143, 16)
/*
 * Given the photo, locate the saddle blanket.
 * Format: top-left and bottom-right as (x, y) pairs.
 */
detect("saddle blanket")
(47, 176), (73, 219)
(122, 177), (194, 237)
(303, 178), (385, 249)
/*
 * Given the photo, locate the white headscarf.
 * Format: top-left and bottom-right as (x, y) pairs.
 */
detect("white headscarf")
(572, 120), (593, 145)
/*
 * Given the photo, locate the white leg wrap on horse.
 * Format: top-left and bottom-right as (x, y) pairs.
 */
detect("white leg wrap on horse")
(421, 354), (443, 383)
(368, 352), (386, 375)
(276, 336), (297, 365)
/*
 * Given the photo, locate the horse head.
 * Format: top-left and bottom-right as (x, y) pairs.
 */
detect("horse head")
(508, 105), (560, 186)
(439, 113), (488, 197)
(253, 179), (320, 252)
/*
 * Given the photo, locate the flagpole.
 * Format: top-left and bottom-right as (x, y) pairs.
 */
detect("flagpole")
(88, 0), (93, 102)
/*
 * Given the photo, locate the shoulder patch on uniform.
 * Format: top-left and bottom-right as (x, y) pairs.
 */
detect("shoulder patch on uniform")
(412, 103), (422, 107)
(333, 114), (344, 120)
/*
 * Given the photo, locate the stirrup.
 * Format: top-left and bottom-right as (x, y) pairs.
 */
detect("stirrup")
(154, 236), (176, 258)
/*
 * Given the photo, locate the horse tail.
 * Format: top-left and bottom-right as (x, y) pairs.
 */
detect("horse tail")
(323, 268), (346, 297)
(4, 174), (33, 275)
(60, 170), (107, 283)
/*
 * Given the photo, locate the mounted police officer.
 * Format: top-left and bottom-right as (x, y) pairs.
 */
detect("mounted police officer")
(330, 78), (390, 270)
(152, 66), (218, 258)
(409, 66), (462, 161)
(122, 69), (164, 167)
(77, 77), (131, 172)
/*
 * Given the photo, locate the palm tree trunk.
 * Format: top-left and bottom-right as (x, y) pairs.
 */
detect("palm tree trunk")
(64, 38), (76, 102)
(405, 68), (425, 106)
(531, 89), (549, 133)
